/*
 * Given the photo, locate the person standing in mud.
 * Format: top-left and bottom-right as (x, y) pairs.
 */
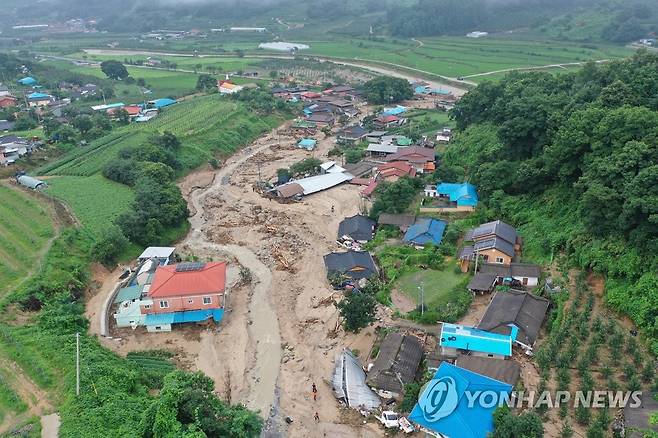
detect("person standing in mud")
(312, 382), (317, 401)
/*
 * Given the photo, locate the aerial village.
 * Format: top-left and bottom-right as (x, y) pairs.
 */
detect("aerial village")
(84, 70), (560, 438)
(1, 68), (254, 169)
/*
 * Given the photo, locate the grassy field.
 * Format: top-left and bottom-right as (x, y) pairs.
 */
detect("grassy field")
(0, 184), (55, 299)
(45, 175), (134, 236)
(396, 268), (466, 308)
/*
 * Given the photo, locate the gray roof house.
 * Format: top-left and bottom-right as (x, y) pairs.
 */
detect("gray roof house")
(454, 355), (521, 386)
(366, 332), (424, 397)
(478, 289), (550, 348)
(338, 215), (376, 242)
(377, 213), (416, 231)
(323, 251), (378, 280)
(332, 349), (381, 411)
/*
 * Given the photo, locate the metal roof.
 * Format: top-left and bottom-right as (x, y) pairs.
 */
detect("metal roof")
(467, 272), (498, 291)
(17, 175), (46, 189)
(403, 218), (446, 246)
(283, 172), (353, 196)
(440, 323), (512, 357)
(409, 362), (512, 438)
(367, 143), (398, 154)
(114, 285), (144, 304)
(138, 246), (175, 259)
(331, 349), (381, 411)
(144, 309), (224, 326)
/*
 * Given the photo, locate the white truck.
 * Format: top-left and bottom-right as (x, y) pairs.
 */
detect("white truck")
(376, 411), (415, 433)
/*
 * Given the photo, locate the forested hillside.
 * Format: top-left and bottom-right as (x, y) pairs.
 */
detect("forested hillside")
(387, 0), (657, 42)
(442, 51), (658, 352)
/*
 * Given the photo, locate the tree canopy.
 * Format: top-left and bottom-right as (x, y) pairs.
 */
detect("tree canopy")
(362, 76), (413, 105)
(100, 60), (129, 80)
(445, 51), (658, 352)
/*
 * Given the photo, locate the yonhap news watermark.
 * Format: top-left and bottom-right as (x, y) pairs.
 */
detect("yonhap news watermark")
(418, 376), (643, 423)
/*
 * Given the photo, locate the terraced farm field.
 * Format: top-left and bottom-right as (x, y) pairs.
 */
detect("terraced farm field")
(0, 184), (55, 299)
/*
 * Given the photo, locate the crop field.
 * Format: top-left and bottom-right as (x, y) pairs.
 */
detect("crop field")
(40, 131), (147, 177)
(0, 184), (55, 299)
(303, 36), (632, 78)
(45, 175), (134, 236)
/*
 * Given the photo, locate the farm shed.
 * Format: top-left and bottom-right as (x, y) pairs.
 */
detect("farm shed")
(331, 349), (381, 411)
(366, 332), (423, 398)
(478, 262), (542, 287)
(478, 289), (550, 349)
(17, 175), (46, 189)
(467, 272), (498, 294)
(338, 215), (376, 242)
(320, 161), (346, 174)
(454, 355), (520, 386)
(323, 251), (378, 280)
(409, 362), (512, 438)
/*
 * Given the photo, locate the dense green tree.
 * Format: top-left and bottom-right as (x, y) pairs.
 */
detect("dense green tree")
(336, 291), (377, 333)
(100, 60), (129, 80)
(195, 74), (216, 92)
(369, 177), (426, 219)
(492, 405), (544, 438)
(362, 76), (413, 105)
(92, 226), (129, 265)
(140, 371), (262, 437)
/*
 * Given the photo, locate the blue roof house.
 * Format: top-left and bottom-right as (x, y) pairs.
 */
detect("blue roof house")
(297, 138), (317, 151)
(18, 77), (37, 86)
(439, 323), (513, 359)
(403, 218), (446, 248)
(434, 182), (479, 210)
(409, 362), (513, 438)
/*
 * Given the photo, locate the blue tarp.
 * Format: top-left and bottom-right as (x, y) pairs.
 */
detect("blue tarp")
(382, 105), (407, 116)
(403, 218), (446, 246)
(437, 182), (479, 207)
(415, 86), (429, 94)
(440, 323), (512, 357)
(18, 77), (37, 85)
(409, 362), (512, 438)
(145, 309), (224, 326)
(150, 98), (177, 109)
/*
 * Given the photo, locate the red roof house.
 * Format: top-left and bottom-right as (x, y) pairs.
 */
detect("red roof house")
(0, 96), (17, 108)
(377, 161), (417, 181)
(385, 147), (435, 173)
(144, 262), (227, 314)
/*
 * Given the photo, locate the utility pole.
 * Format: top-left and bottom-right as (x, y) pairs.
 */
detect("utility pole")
(473, 249), (480, 273)
(75, 332), (80, 396)
(418, 283), (425, 316)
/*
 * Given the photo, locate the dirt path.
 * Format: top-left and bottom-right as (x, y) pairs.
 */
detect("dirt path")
(40, 413), (60, 438)
(0, 358), (53, 435)
(460, 59), (612, 79)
